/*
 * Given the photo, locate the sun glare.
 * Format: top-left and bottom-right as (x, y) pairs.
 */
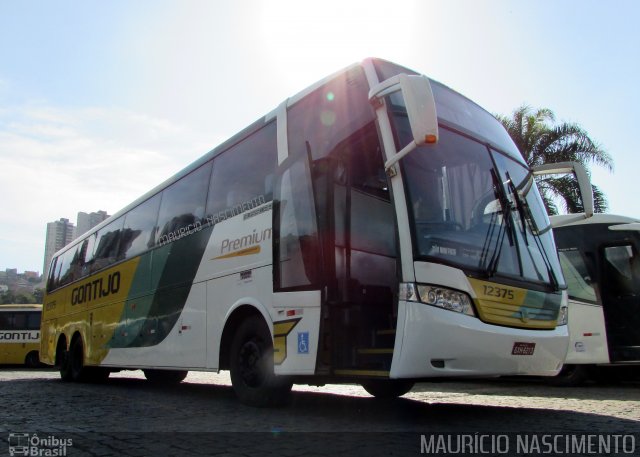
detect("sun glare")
(258, 0), (414, 88)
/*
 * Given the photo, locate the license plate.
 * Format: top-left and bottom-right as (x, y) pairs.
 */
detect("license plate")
(512, 342), (536, 355)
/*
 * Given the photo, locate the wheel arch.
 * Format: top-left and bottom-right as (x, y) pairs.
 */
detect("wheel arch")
(219, 302), (272, 370)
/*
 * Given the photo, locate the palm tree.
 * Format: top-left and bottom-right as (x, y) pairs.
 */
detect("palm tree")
(496, 105), (613, 214)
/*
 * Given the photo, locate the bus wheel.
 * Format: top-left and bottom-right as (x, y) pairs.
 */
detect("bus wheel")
(229, 316), (292, 407)
(68, 337), (89, 382)
(58, 342), (73, 382)
(143, 369), (188, 385)
(361, 379), (415, 399)
(24, 351), (40, 368)
(549, 364), (589, 387)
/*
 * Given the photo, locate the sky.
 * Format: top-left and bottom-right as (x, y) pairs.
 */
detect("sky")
(1, 0), (639, 274)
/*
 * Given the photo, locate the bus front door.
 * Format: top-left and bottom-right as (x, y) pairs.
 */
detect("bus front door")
(599, 242), (640, 363)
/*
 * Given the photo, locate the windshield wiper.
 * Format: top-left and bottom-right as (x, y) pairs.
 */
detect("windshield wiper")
(505, 172), (530, 246)
(505, 172), (559, 290)
(484, 168), (516, 277)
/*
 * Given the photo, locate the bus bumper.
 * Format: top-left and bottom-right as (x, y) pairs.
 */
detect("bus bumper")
(390, 301), (569, 379)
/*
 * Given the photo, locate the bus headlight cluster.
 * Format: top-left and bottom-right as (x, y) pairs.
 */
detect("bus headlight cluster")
(399, 283), (475, 317)
(557, 305), (568, 326)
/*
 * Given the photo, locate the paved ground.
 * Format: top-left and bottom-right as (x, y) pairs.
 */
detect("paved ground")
(1, 368), (638, 456)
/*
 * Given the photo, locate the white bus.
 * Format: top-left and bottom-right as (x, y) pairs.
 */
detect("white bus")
(533, 162), (640, 384)
(552, 213), (640, 384)
(41, 58), (569, 406)
(0, 304), (42, 367)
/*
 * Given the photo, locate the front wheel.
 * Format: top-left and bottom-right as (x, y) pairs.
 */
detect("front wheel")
(229, 316), (292, 407)
(549, 364), (589, 387)
(361, 379), (415, 399)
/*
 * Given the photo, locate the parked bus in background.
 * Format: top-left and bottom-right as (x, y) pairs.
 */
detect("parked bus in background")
(41, 58), (569, 406)
(534, 162), (640, 385)
(0, 304), (42, 367)
(552, 214), (640, 384)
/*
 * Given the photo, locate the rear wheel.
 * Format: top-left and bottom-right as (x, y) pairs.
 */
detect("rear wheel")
(68, 337), (88, 382)
(361, 379), (415, 399)
(144, 369), (188, 385)
(230, 315), (292, 407)
(58, 341), (73, 382)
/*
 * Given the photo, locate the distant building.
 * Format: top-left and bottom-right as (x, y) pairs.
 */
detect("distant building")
(43, 218), (76, 279)
(23, 271), (40, 280)
(76, 210), (109, 238)
(5, 268), (18, 280)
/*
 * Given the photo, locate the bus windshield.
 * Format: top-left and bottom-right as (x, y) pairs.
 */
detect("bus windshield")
(390, 105), (564, 289)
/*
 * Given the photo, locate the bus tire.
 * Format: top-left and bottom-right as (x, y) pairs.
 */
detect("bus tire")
(143, 369), (188, 385)
(229, 315), (292, 407)
(68, 336), (90, 382)
(361, 379), (415, 399)
(24, 351), (40, 368)
(549, 364), (589, 387)
(58, 341), (73, 382)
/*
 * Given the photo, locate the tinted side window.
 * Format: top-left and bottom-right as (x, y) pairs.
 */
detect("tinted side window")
(26, 312), (41, 330)
(12, 312), (27, 330)
(121, 194), (161, 258)
(206, 122), (277, 224)
(92, 217), (125, 272)
(46, 257), (59, 292)
(287, 67), (375, 162)
(57, 244), (80, 287)
(0, 312), (13, 330)
(157, 162), (212, 245)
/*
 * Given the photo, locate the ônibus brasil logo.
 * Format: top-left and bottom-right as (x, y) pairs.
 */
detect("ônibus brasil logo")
(8, 433), (72, 456)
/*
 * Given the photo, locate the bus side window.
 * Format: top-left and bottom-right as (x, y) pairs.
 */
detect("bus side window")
(157, 161), (212, 244)
(120, 193), (162, 257)
(275, 155), (320, 290)
(0, 312), (11, 330)
(47, 257), (59, 292)
(206, 122), (277, 224)
(26, 311), (41, 330)
(92, 217), (125, 273)
(57, 245), (79, 287)
(12, 313), (26, 330)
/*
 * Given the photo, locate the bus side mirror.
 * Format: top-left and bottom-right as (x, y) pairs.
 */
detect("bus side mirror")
(369, 74), (439, 171)
(398, 74), (439, 146)
(532, 162), (594, 218)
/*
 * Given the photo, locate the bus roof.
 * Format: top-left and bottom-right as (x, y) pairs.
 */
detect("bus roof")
(551, 213), (640, 229)
(0, 304), (43, 312)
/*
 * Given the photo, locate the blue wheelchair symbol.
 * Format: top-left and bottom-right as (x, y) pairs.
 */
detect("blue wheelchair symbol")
(297, 332), (309, 354)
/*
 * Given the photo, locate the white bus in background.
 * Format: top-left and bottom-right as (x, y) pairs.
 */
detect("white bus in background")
(534, 163), (640, 385)
(552, 214), (640, 384)
(41, 58), (569, 406)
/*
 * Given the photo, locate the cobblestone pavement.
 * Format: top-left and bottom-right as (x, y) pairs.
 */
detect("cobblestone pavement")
(1, 368), (638, 456)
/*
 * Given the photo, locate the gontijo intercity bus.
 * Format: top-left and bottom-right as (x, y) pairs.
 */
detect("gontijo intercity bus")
(0, 303), (42, 367)
(41, 58), (569, 406)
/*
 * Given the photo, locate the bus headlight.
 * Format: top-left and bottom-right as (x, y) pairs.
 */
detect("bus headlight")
(557, 305), (569, 326)
(400, 283), (475, 317)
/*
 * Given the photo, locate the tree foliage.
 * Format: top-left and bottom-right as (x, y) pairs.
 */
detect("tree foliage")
(496, 105), (613, 214)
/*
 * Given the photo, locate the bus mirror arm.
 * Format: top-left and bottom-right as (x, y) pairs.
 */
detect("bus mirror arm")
(370, 73), (439, 176)
(532, 161), (594, 219)
(384, 141), (417, 174)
